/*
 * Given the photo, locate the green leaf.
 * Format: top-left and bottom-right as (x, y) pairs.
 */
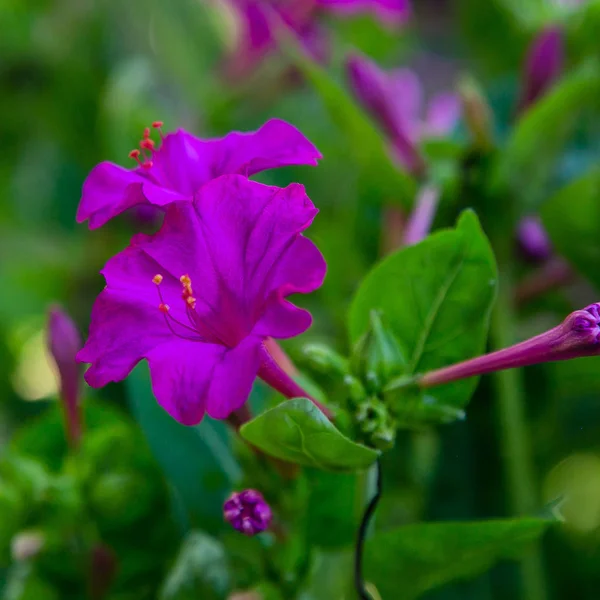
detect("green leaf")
(540, 168), (600, 291)
(305, 470), (361, 548)
(349, 210), (497, 409)
(240, 398), (379, 472)
(127, 364), (240, 532)
(159, 531), (230, 600)
(495, 61), (600, 208)
(364, 518), (551, 600)
(277, 26), (415, 208)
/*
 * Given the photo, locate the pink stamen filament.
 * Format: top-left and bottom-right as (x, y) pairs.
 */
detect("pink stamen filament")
(154, 281), (204, 342)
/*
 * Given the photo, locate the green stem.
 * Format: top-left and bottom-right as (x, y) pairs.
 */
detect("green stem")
(491, 268), (547, 600)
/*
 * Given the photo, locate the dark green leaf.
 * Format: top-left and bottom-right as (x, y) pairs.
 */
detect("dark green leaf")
(127, 364), (240, 532)
(349, 210), (497, 409)
(240, 398), (379, 472)
(364, 518), (550, 600)
(495, 61), (600, 208)
(305, 470), (360, 548)
(541, 168), (600, 290)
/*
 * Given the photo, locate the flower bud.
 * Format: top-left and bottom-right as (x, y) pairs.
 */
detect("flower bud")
(343, 374), (367, 406)
(519, 27), (564, 113)
(351, 311), (406, 391)
(47, 306), (82, 447)
(355, 397), (396, 450)
(516, 216), (553, 263)
(458, 76), (493, 150)
(224, 489), (272, 536)
(302, 343), (350, 377)
(419, 303), (600, 388)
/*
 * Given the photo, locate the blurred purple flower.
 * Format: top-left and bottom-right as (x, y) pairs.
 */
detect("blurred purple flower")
(517, 216), (553, 263)
(224, 0), (327, 77)
(47, 306), (83, 447)
(77, 119), (321, 230)
(518, 26), (564, 113)
(222, 0), (409, 77)
(316, 0), (410, 25)
(224, 489), (272, 536)
(346, 53), (460, 173)
(77, 175), (326, 426)
(420, 303), (600, 388)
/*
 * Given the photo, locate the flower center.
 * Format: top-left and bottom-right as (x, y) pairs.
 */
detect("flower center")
(152, 273), (209, 343)
(128, 122), (164, 170)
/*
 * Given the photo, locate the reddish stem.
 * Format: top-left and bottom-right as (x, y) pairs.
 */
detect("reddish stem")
(258, 344), (333, 418)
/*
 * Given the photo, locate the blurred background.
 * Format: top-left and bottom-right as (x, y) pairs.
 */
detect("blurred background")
(3, 0), (600, 598)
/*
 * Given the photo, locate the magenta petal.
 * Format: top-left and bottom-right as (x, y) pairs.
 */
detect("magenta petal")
(77, 163), (146, 230)
(264, 235), (327, 297)
(77, 162), (188, 230)
(207, 119), (322, 177)
(77, 288), (172, 387)
(424, 92), (461, 137)
(253, 236), (325, 339)
(254, 300), (313, 339)
(205, 336), (263, 420)
(146, 340), (225, 425)
(77, 242), (187, 386)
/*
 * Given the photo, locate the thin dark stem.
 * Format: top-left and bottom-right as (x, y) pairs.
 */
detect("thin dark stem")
(354, 459), (382, 600)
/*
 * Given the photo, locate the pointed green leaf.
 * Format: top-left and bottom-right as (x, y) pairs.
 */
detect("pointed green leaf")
(541, 168), (600, 291)
(349, 210), (497, 409)
(364, 518), (551, 600)
(240, 399), (379, 472)
(495, 61), (600, 208)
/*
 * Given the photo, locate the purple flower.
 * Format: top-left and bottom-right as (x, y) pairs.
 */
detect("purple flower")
(47, 306), (83, 447)
(316, 0), (410, 25)
(224, 489), (272, 536)
(222, 0), (409, 77)
(516, 216), (553, 263)
(77, 175), (326, 426)
(76, 119), (322, 230)
(223, 0), (328, 77)
(419, 303), (600, 388)
(346, 53), (461, 173)
(518, 26), (564, 113)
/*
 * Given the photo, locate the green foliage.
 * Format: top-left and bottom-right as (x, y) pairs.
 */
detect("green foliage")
(127, 364), (239, 531)
(495, 61), (600, 208)
(159, 532), (230, 600)
(364, 519), (551, 599)
(280, 27), (416, 209)
(240, 398), (379, 471)
(541, 168), (600, 290)
(349, 211), (498, 412)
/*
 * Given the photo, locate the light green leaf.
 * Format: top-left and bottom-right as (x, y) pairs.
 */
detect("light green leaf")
(364, 518), (551, 600)
(240, 398), (379, 472)
(349, 210), (497, 409)
(541, 168), (600, 291)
